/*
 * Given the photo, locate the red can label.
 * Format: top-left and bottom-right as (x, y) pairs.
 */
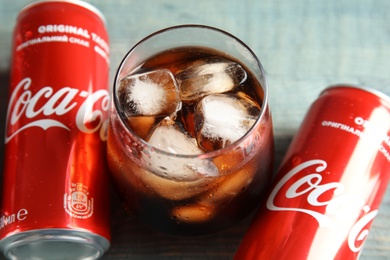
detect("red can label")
(6, 78), (109, 144)
(267, 159), (380, 253)
(235, 86), (390, 259)
(1, 0), (110, 248)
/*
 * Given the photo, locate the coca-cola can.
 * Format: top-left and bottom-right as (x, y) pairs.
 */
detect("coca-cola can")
(0, 1), (110, 259)
(235, 85), (390, 259)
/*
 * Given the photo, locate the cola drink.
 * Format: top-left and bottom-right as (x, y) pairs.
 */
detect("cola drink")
(107, 25), (274, 235)
(0, 1), (110, 259)
(234, 85), (390, 259)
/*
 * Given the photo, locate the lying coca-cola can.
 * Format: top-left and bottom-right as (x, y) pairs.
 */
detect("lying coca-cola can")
(235, 85), (390, 259)
(0, 1), (110, 259)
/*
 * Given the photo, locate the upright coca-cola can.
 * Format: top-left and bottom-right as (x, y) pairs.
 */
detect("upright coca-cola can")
(0, 1), (110, 259)
(235, 85), (390, 260)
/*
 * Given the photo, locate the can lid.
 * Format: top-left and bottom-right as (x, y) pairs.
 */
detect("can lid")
(322, 84), (390, 107)
(0, 229), (110, 260)
(19, 0), (107, 25)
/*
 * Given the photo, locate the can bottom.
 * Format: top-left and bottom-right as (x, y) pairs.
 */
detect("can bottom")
(0, 228), (110, 260)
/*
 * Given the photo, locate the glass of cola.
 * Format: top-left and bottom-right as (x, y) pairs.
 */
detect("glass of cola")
(107, 25), (274, 236)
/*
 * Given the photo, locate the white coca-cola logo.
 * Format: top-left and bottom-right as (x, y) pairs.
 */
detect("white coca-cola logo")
(5, 77), (110, 143)
(267, 159), (378, 253)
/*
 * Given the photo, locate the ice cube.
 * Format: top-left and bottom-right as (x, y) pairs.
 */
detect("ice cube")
(175, 57), (247, 101)
(147, 117), (202, 155)
(199, 161), (256, 204)
(195, 93), (260, 151)
(126, 116), (155, 140)
(145, 117), (219, 180)
(171, 203), (215, 223)
(117, 69), (181, 117)
(212, 148), (246, 173)
(138, 169), (216, 201)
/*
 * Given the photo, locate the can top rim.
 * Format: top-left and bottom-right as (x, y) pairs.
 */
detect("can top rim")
(19, 0), (107, 25)
(322, 84), (390, 106)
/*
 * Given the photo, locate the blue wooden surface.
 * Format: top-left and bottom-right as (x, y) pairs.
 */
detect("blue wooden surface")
(0, 0), (389, 259)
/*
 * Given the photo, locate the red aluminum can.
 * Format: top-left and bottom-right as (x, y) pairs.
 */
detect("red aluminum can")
(0, 1), (110, 259)
(234, 85), (390, 260)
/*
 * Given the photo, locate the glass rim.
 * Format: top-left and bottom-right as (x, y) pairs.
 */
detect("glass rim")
(113, 24), (269, 159)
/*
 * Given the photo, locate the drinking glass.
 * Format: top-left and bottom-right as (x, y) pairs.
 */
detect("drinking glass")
(107, 25), (274, 236)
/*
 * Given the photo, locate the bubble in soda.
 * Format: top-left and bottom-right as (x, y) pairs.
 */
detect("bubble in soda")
(145, 117), (219, 180)
(117, 69), (181, 117)
(175, 57), (247, 101)
(195, 93), (261, 151)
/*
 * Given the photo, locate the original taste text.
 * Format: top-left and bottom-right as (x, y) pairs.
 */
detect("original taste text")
(322, 116), (390, 161)
(16, 24), (109, 63)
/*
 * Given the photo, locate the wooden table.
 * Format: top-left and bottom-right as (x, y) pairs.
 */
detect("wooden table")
(1, 0), (389, 259)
